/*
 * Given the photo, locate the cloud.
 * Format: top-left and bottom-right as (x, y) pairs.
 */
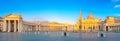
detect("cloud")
(114, 4), (120, 8)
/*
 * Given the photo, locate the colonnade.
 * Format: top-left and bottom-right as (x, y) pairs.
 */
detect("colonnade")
(3, 20), (22, 32)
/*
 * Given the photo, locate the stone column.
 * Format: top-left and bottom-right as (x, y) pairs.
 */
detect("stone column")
(3, 20), (7, 32)
(20, 20), (22, 32)
(38, 25), (39, 31)
(108, 26), (110, 31)
(37, 25), (39, 31)
(117, 26), (119, 32)
(18, 20), (22, 32)
(8, 20), (11, 32)
(14, 20), (16, 32)
(97, 26), (99, 31)
(36, 25), (38, 31)
(104, 25), (106, 31)
(39, 25), (40, 31)
(118, 26), (120, 32)
(18, 20), (20, 32)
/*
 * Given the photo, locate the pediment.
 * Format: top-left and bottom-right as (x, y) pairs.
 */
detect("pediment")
(3, 14), (21, 20)
(6, 14), (18, 18)
(5, 14), (18, 18)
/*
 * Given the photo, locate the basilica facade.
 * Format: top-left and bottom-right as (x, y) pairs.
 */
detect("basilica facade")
(75, 10), (120, 32)
(76, 11), (102, 32)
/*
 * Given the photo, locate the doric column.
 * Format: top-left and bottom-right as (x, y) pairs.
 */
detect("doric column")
(39, 25), (40, 31)
(35, 25), (38, 31)
(8, 20), (11, 32)
(18, 20), (20, 32)
(117, 26), (119, 32)
(118, 26), (119, 32)
(38, 25), (39, 31)
(20, 20), (23, 32)
(18, 20), (22, 32)
(14, 20), (16, 32)
(3, 20), (7, 32)
(37, 25), (39, 31)
(104, 25), (106, 31)
(97, 26), (99, 31)
(118, 27), (120, 32)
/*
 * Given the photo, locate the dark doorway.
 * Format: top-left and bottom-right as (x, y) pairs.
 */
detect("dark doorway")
(106, 26), (108, 31)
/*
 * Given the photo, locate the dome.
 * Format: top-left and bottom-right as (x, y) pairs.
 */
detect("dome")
(87, 12), (94, 19)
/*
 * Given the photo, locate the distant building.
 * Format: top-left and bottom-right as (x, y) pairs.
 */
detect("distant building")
(76, 10), (101, 32)
(48, 22), (74, 31)
(104, 16), (120, 32)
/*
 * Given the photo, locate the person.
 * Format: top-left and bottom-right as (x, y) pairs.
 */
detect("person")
(99, 32), (105, 37)
(64, 32), (67, 36)
(100, 32), (104, 37)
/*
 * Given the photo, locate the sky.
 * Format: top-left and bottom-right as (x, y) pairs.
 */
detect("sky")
(0, 0), (120, 24)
